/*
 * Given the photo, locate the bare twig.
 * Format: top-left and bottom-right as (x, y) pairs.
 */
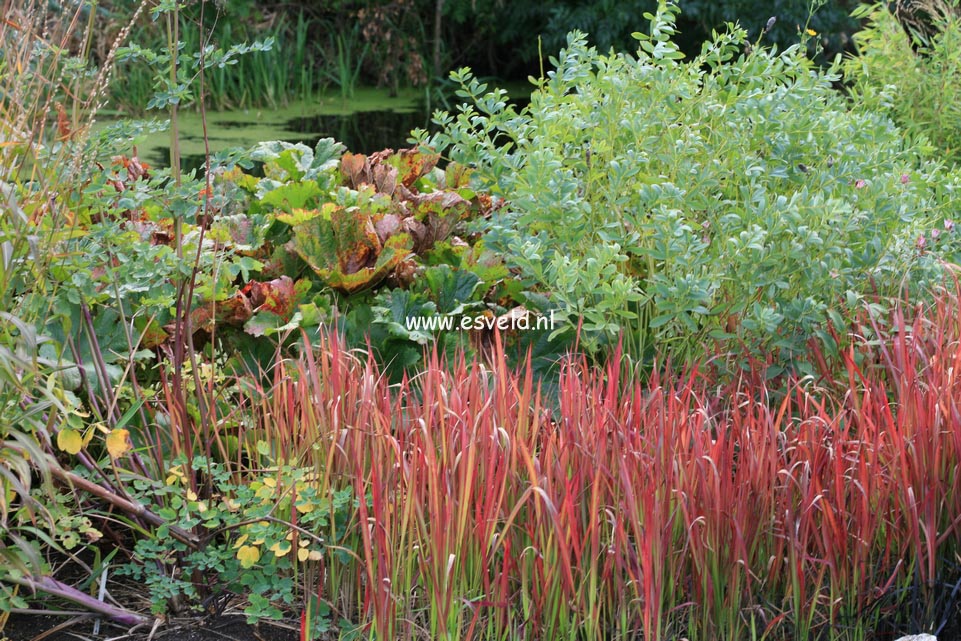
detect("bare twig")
(51, 465), (200, 548)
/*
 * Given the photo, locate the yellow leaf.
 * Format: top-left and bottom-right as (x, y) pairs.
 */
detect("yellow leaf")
(237, 544), (261, 569)
(57, 429), (83, 455)
(186, 489), (198, 501)
(295, 501), (314, 514)
(105, 428), (131, 458)
(233, 534), (249, 549)
(297, 548), (310, 562)
(307, 549), (323, 561)
(166, 465), (185, 486)
(270, 541), (292, 557)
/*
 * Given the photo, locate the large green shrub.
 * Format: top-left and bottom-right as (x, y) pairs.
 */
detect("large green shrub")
(843, 1), (961, 165)
(418, 2), (961, 370)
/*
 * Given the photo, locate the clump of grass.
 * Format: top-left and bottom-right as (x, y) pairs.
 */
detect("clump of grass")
(845, 0), (961, 165)
(229, 280), (961, 639)
(110, 8), (319, 112)
(318, 23), (369, 102)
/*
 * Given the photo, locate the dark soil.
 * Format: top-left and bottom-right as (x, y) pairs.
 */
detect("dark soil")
(1, 612), (299, 641)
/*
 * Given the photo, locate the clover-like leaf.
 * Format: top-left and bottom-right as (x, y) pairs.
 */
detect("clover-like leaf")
(270, 540), (292, 558)
(237, 544), (261, 569)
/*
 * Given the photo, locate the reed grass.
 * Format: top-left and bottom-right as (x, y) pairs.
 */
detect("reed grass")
(318, 23), (369, 102)
(111, 9), (319, 113)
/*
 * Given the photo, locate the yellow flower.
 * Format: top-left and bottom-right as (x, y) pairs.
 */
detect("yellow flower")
(805, 28), (817, 36)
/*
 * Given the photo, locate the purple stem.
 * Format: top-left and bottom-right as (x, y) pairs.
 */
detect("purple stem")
(7, 574), (150, 626)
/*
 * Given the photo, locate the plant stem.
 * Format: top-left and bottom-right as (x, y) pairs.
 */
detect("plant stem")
(433, 0), (445, 78)
(3, 574), (151, 626)
(51, 465), (201, 548)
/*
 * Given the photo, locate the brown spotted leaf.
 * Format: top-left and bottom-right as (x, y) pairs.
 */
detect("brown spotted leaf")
(244, 275), (297, 319)
(138, 319), (169, 349)
(444, 162), (473, 189)
(392, 148), (440, 188)
(341, 152), (368, 188)
(189, 291), (254, 332)
(374, 214), (402, 244)
(371, 163), (397, 196)
(290, 206), (413, 294)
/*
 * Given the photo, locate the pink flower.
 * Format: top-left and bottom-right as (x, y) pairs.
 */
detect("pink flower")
(900, 173), (910, 184)
(946, 219), (955, 232)
(916, 234), (927, 250)
(855, 179), (867, 189)
(931, 228), (941, 241)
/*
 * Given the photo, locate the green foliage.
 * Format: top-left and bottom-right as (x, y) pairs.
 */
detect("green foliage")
(110, 2), (312, 112)
(14, 1), (961, 634)
(117, 37), (275, 111)
(225, 138), (521, 374)
(844, 1), (961, 165)
(420, 2), (961, 370)
(19, 154), (240, 397)
(0, 0), (100, 611)
(0, 307), (73, 611)
(318, 22), (370, 100)
(117, 456), (351, 631)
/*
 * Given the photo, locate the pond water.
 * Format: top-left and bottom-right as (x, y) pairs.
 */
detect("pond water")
(110, 84), (530, 173)
(117, 87), (435, 173)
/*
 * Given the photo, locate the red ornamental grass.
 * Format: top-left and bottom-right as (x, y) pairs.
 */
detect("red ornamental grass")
(259, 284), (961, 640)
